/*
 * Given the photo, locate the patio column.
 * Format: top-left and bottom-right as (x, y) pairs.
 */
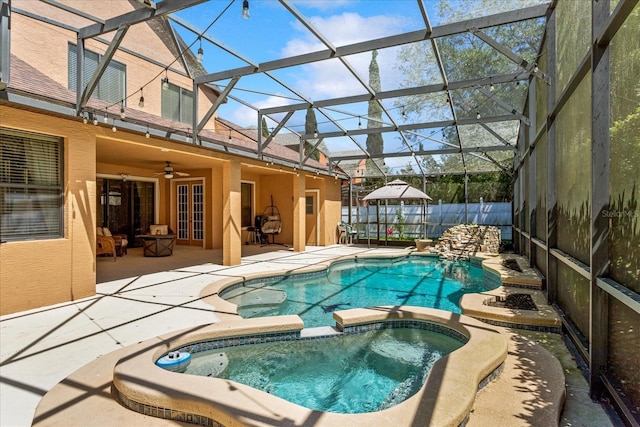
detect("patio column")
(222, 159), (241, 266)
(292, 172), (306, 252)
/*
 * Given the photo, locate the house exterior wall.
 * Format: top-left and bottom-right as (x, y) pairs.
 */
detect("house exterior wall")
(322, 178), (343, 245)
(1, 106), (97, 314)
(1, 2), (343, 316)
(259, 175), (293, 243)
(10, 2), (216, 127)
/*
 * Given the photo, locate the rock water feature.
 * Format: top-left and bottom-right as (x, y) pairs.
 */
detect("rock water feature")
(431, 224), (501, 260)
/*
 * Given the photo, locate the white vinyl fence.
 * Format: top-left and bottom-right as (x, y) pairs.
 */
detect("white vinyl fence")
(342, 200), (512, 241)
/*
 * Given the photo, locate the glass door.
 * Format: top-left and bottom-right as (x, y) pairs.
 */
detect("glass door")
(97, 178), (154, 246)
(175, 180), (204, 246)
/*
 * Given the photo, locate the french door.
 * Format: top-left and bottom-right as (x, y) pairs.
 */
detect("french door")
(305, 190), (319, 245)
(175, 180), (204, 246)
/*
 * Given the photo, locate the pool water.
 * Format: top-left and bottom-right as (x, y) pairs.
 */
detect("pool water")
(223, 256), (492, 327)
(183, 328), (463, 413)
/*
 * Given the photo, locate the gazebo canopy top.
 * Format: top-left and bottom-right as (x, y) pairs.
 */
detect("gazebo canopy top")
(362, 179), (432, 202)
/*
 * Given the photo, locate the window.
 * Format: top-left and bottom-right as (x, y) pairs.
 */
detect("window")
(0, 128), (64, 241)
(306, 196), (314, 215)
(241, 182), (253, 227)
(162, 82), (193, 124)
(68, 44), (126, 104)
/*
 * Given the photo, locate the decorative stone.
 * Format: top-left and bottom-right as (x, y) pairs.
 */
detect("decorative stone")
(430, 224), (501, 260)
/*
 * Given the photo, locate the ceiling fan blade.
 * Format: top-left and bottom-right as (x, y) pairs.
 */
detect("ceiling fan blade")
(174, 171), (190, 176)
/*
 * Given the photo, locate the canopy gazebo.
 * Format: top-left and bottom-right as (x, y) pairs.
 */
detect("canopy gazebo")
(362, 179), (432, 246)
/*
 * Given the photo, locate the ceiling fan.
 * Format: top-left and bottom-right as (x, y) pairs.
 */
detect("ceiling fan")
(153, 161), (190, 179)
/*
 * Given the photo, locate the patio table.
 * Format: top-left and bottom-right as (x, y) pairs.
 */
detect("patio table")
(136, 234), (176, 257)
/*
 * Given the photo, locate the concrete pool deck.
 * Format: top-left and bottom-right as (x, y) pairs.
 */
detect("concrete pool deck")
(0, 245), (617, 426)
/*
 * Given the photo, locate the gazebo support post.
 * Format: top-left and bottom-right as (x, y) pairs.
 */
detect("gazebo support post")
(376, 200), (381, 244)
(362, 180), (432, 247)
(384, 199), (388, 245)
(366, 203), (370, 248)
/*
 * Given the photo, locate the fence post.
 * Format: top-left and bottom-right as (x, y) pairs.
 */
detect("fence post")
(439, 199), (443, 236)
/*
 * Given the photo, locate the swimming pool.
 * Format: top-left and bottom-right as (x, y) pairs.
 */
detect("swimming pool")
(182, 326), (464, 414)
(222, 256), (494, 327)
(113, 307), (509, 427)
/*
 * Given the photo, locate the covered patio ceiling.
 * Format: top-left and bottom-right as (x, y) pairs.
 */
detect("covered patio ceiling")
(6, 0), (551, 180)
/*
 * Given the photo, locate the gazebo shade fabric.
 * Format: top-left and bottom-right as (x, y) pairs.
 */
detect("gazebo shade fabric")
(363, 179), (432, 201)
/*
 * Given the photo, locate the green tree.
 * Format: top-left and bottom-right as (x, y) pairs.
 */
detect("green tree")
(261, 117), (270, 138)
(366, 50), (383, 157)
(304, 107), (320, 161)
(393, 0), (540, 199)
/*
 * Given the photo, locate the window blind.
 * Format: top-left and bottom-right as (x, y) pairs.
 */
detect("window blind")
(0, 128), (63, 241)
(162, 82), (193, 125)
(68, 44), (126, 105)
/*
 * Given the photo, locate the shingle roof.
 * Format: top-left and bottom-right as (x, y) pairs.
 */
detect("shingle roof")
(5, 55), (326, 169)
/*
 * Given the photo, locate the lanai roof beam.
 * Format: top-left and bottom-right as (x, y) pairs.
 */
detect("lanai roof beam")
(195, 4), (549, 85)
(79, 0), (209, 39)
(260, 71), (529, 115)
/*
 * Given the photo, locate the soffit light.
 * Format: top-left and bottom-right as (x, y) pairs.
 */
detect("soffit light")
(139, 88), (145, 107)
(197, 37), (204, 63)
(162, 70), (169, 90)
(242, 0), (249, 19)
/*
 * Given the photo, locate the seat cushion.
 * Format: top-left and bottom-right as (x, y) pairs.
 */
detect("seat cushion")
(150, 225), (168, 235)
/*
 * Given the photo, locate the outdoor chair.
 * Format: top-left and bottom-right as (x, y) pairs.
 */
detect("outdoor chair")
(338, 222), (357, 244)
(96, 227), (117, 260)
(98, 227), (128, 256)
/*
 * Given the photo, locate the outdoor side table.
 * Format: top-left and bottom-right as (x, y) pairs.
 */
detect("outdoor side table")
(137, 235), (176, 257)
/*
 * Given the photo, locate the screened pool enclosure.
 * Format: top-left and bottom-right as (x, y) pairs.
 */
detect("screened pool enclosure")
(1, 0), (638, 424)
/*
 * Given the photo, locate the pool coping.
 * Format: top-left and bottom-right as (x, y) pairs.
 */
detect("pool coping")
(202, 251), (559, 334)
(473, 254), (543, 289)
(112, 306), (508, 427)
(460, 254), (561, 332)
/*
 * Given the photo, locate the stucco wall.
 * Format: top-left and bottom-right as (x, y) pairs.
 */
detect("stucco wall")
(305, 177), (342, 246)
(259, 175), (294, 243)
(10, 4), (216, 126)
(322, 179), (343, 245)
(0, 106), (96, 315)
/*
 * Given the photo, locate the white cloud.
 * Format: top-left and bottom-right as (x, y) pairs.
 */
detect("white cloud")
(281, 12), (409, 100)
(223, 94), (290, 127)
(290, 0), (354, 11)
(223, 10), (414, 129)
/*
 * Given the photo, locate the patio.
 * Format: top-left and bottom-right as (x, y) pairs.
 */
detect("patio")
(1, 246), (615, 426)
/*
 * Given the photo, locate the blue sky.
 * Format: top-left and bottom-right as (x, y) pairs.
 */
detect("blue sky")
(175, 1), (431, 127)
(173, 0), (544, 170)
